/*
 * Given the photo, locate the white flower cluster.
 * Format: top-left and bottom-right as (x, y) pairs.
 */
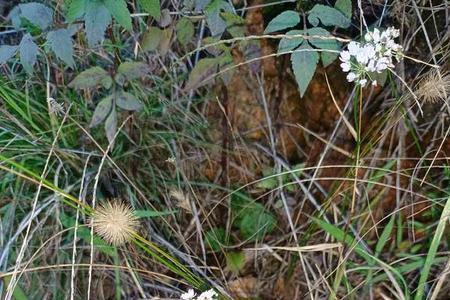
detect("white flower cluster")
(181, 289), (218, 300)
(340, 27), (403, 87)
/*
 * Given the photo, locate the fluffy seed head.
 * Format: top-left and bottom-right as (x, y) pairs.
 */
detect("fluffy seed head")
(91, 201), (139, 246)
(416, 70), (450, 104)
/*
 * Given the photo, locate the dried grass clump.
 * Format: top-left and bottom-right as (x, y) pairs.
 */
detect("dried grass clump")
(91, 201), (139, 246)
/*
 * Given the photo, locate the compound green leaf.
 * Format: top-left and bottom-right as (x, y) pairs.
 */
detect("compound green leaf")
(291, 43), (319, 97)
(104, 0), (132, 31)
(308, 4), (351, 29)
(264, 10), (300, 34)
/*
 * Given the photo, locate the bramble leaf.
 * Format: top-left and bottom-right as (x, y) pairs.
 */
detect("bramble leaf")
(68, 67), (112, 89)
(66, 0), (86, 22)
(90, 95), (113, 127)
(291, 43), (319, 97)
(176, 17), (195, 46)
(185, 58), (219, 90)
(307, 27), (340, 67)
(0, 46), (18, 64)
(105, 106), (117, 144)
(204, 0), (234, 37)
(19, 34), (39, 74)
(278, 29), (305, 53)
(308, 4), (351, 28)
(47, 29), (75, 68)
(12, 3), (53, 30)
(115, 61), (150, 85)
(335, 0), (352, 19)
(85, 1), (111, 47)
(264, 10), (300, 34)
(138, 0), (161, 20)
(142, 27), (163, 52)
(104, 0), (132, 30)
(116, 92), (144, 111)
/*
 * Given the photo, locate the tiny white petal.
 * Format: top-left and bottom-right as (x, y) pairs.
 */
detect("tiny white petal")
(347, 72), (357, 82)
(359, 79), (367, 87)
(181, 289), (196, 300)
(372, 80), (378, 86)
(340, 62), (351, 72)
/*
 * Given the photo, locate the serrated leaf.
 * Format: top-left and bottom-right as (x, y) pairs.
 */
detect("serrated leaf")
(0, 46), (18, 64)
(307, 27), (340, 67)
(278, 29), (305, 53)
(335, 0), (352, 19)
(47, 29), (75, 68)
(138, 0), (161, 20)
(264, 10), (300, 34)
(115, 61), (150, 85)
(15, 3), (53, 30)
(291, 44), (319, 97)
(90, 96), (113, 127)
(19, 34), (39, 75)
(221, 12), (245, 38)
(142, 26), (163, 52)
(69, 66), (111, 89)
(239, 210), (276, 241)
(85, 1), (111, 47)
(308, 4), (351, 29)
(104, 0), (132, 31)
(176, 17), (195, 46)
(116, 92), (144, 111)
(204, 0), (234, 37)
(185, 57), (219, 90)
(205, 227), (228, 252)
(66, 0), (86, 22)
(226, 251), (245, 273)
(105, 106), (117, 145)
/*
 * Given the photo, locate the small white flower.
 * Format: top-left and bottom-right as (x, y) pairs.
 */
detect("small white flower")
(197, 289), (218, 300)
(372, 80), (378, 86)
(339, 27), (403, 87)
(181, 289), (196, 300)
(347, 72), (357, 82)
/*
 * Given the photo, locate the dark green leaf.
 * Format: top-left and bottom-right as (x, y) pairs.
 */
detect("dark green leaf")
(221, 12), (245, 37)
(264, 10), (300, 34)
(239, 210), (276, 241)
(176, 17), (195, 46)
(116, 61), (150, 85)
(142, 26), (163, 52)
(225, 251), (245, 273)
(0, 46), (18, 64)
(68, 66), (111, 89)
(291, 43), (319, 97)
(205, 227), (228, 252)
(66, 0), (86, 22)
(90, 96), (113, 127)
(116, 92), (144, 111)
(47, 29), (75, 68)
(335, 0), (352, 19)
(307, 27), (340, 67)
(85, 1), (111, 47)
(185, 57), (219, 90)
(278, 29), (304, 53)
(19, 34), (39, 74)
(138, 0), (161, 20)
(15, 3), (53, 30)
(105, 106), (118, 144)
(204, 0), (234, 37)
(308, 4), (351, 28)
(104, 0), (132, 30)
